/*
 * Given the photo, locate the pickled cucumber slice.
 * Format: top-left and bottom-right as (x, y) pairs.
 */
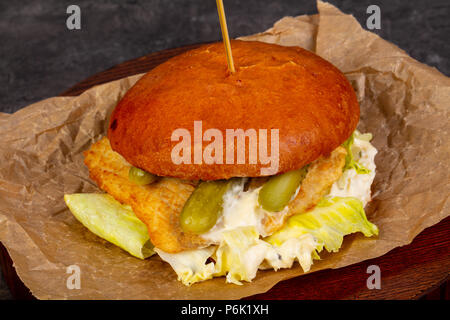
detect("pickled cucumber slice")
(258, 167), (308, 212)
(128, 166), (157, 185)
(180, 180), (234, 234)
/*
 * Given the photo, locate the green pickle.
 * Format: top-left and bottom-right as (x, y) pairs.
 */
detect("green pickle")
(128, 166), (157, 185)
(180, 180), (234, 234)
(258, 167), (308, 212)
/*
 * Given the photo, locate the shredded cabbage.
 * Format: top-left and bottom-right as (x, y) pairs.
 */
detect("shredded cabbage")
(155, 247), (216, 286)
(213, 227), (272, 285)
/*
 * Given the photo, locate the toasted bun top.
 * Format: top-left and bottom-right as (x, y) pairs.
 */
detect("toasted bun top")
(108, 40), (359, 180)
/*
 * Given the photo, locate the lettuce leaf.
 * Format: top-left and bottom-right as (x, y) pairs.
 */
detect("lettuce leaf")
(342, 132), (371, 174)
(265, 197), (378, 254)
(64, 193), (155, 259)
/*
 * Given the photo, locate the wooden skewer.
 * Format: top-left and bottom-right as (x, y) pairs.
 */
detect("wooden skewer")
(216, 0), (236, 73)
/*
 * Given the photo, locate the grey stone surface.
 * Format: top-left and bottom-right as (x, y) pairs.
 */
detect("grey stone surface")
(0, 0), (448, 299)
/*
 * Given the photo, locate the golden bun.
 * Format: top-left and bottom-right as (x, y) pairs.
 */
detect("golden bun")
(108, 40), (359, 180)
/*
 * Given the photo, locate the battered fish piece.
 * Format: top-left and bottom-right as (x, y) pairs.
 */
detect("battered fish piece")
(84, 137), (207, 253)
(84, 137), (346, 253)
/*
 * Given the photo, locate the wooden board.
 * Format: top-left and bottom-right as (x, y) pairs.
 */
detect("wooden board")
(1, 43), (449, 300)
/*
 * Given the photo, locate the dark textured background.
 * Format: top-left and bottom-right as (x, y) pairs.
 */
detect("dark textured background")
(0, 0), (449, 299)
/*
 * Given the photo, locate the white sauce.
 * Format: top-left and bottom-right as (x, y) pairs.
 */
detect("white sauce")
(201, 179), (272, 243)
(328, 136), (377, 206)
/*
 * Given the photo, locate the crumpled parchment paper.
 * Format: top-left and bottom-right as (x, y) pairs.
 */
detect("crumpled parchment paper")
(0, 1), (448, 299)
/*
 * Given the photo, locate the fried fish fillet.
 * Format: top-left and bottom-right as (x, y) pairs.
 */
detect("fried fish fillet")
(84, 137), (207, 253)
(84, 137), (346, 253)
